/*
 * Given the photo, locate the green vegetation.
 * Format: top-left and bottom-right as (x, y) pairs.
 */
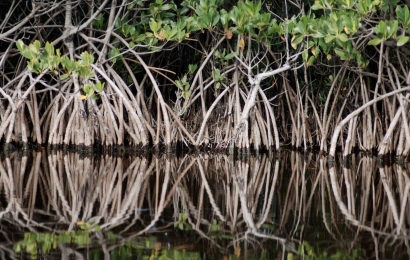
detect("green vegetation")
(288, 241), (364, 260)
(16, 40), (105, 100)
(14, 231), (92, 258)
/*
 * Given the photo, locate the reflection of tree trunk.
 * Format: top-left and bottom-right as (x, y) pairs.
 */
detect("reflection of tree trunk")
(379, 167), (400, 229)
(27, 153), (42, 220)
(197, 158), (226, 222)
(329, 166), (356, 221)
(230, 157), (286, 244)
(396, 165), (410, 234)
(134, 159), (171, 235)
(358, 158), (373, 227)
(256, 158), (279, 228)
(49, 153), (72, 222)
(320, 158), (337, 238)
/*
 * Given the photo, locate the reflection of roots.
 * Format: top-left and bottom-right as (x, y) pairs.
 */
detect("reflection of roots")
(0, 151), (408, 258)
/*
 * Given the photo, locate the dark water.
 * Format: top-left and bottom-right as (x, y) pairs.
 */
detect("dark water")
(0, 151), (409, 259)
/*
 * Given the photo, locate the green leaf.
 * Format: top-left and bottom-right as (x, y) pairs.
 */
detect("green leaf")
(127, 3), (135, 9)
(80, 51), (94, 65)
(324, 35), (336, 43)
(293, 22), (306, 35)
(311, 46), (319, 57)
(396, 35), (409, 46)
(374, 21), (387, 39)
(14, 243), (22, 253)
(48, 55), (60, 69)
(93, 13), (104, 29)
(161, 4), (172, 11)
(60, 56), (76, 73)
(95, 81), (105, 92)
(149, 18), (161, 33)
(133, 33), (146, 42)
(396, 6), (410, 29)
(211, 223), (219, 232)
(311, 0), (324, 10)
(307, 56), (315, 66)
(108, 48), (122, 62)
(182, 91), (190, 99)
(387, 20), (398, 39)
(115, 18), (123, 28)
(60, 74), (69, 80)
(27, 59), (40, 73)
(367, 38), (383, 45)
(220, 9), (230, 29)
(78, 65), (94, 78)
(224, 52), (236, 60)
(122, 24), (131, 36)
(188, 64), (198, 75)
(176, 30), (186, 42)
(22, 49), (37, 60)
(312, 30), (325, 38)
(302, 50), (308, 62)
(212, 13), (220, 27)
(83, 83), (93, 95)
(176, 80), (183, 90)
(291, 34), (304, 49)
(337, 33), (349, 42)
(213, 68), (224, 82)
(334, 49), (346, 60)
(16, 39), (26, 53)
(44, 42), (55, 57)
(30, 40), (41, 55)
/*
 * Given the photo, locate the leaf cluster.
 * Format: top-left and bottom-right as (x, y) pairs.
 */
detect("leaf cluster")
(16, 40), (105, 100)
(288, 241), (364, 260)
(14, 230), (92, 256)
(174, 212), (192, 230)
(105, 0), (410, 91)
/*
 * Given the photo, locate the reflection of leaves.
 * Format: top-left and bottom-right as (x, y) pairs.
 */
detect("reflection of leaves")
(210, 219), (220, 232)
(295, 241), (364, 259)
(14, 230), (93, 256)
(77, 221), (100, 231)
(159, 250), (172, 260)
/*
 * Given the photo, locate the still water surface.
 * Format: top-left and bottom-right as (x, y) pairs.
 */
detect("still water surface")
(0, 151), (409, 259)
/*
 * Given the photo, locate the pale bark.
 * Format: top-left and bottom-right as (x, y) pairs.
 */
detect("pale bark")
(329, 86), (410, 157)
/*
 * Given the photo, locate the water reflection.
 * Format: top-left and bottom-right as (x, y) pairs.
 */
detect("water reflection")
(0, 151), (409, 259)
